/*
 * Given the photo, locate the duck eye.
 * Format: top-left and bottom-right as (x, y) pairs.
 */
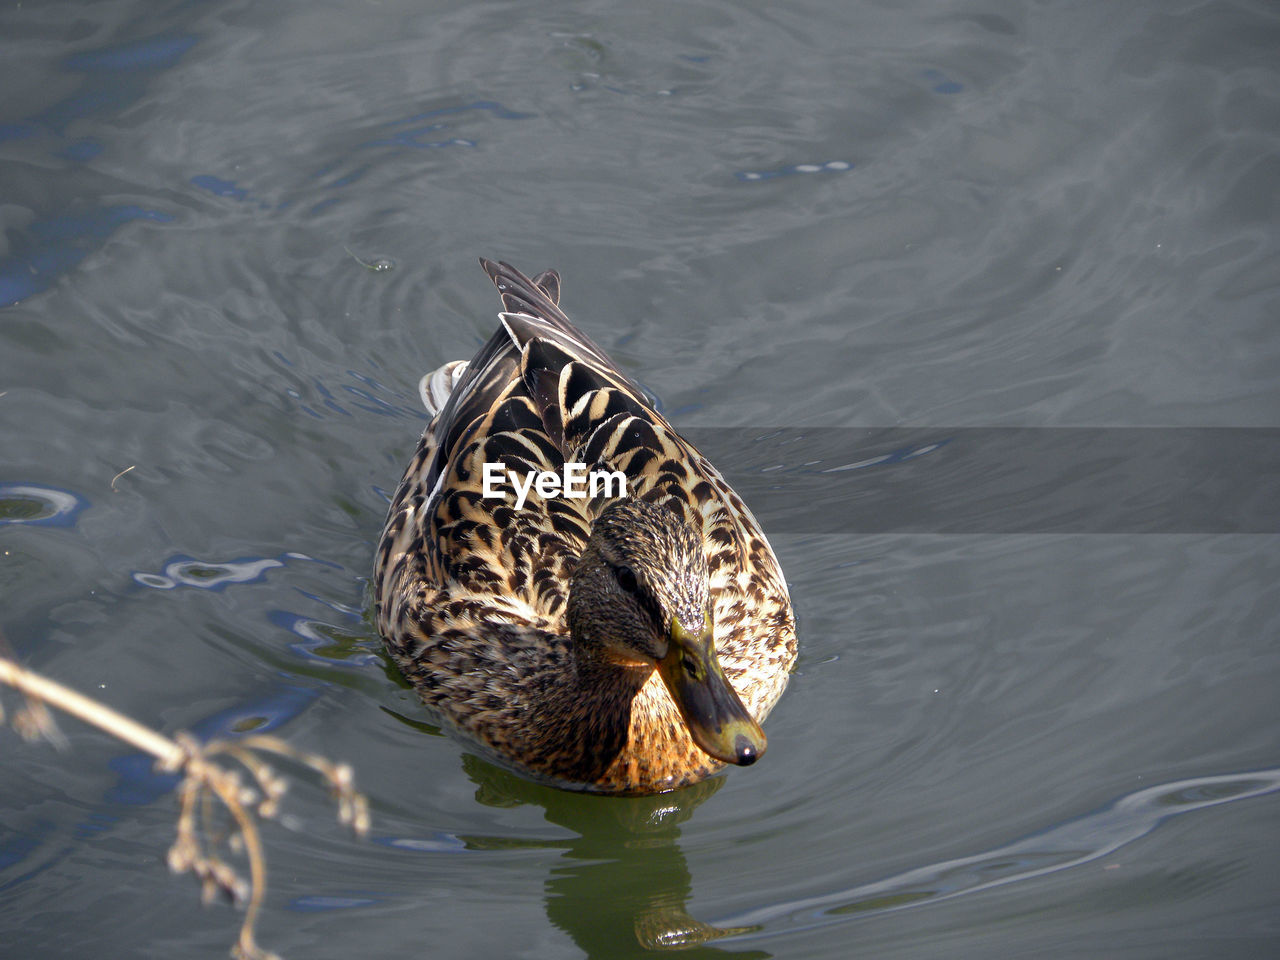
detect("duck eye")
(615, 565), (638, 594)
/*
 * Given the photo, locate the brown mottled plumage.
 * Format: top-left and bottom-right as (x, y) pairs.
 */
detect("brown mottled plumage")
(374, 259), (796, 794)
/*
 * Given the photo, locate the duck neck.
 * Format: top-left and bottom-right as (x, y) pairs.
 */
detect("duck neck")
(537, 644), (652, 783)
(572, 646), (653, 698)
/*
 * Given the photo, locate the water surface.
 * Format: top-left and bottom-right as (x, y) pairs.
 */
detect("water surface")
(2, 1), (1278, 958)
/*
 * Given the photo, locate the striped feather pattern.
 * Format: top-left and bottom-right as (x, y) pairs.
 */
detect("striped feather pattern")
(374, 260), (796, 793)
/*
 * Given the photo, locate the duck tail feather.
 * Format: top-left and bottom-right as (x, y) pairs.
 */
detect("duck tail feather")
(418, 359), (469, 415)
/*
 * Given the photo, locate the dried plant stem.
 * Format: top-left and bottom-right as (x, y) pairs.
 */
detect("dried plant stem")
(0, 657), (183, 764)
(1, 656), (368, 960)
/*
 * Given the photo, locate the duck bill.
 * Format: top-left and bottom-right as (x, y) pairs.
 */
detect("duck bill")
(657, 616), (767, 766)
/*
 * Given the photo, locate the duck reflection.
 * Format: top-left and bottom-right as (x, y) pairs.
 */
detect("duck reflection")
(458, 755), (770, 958)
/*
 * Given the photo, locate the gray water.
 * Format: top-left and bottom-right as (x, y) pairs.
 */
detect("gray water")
(2, 1), (1278, 958)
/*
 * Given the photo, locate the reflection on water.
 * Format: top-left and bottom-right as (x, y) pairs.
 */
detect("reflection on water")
(355, 747), (1279, 955)
(270, 609), (382, 669)
(714, 768), (1280, 942)
(456, 756), (770, 959)
(360, 757), (768, 957)
(0, 205), (175, 307)
(368, 747), (768, 957)
(735, 159), (853, 182)
(0, 483), (87, 526)
(0, 28), (189, 305)
(360, 100), (534, 150)
(131, 552), (335, 590)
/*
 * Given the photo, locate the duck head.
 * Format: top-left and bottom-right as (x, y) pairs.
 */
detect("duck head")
(567, 497), (766, 766)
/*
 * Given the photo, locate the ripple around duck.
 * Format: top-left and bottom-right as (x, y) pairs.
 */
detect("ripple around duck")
(270, 609), (383, 670)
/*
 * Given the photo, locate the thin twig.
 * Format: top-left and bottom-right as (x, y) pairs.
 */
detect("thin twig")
(0, 658), (181, 763)
(0, 655), (367, 960)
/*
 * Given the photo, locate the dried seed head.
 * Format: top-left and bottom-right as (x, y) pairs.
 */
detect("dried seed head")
(333, 763), (353, 791)
(167, 841), (195, 874)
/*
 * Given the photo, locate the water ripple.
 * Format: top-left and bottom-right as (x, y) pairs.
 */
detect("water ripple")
(715, 768), (1280, 940)
(735, 160), (853, 182)
(270, 610), (382, 669)
(0, 483), (87, 526)
(132, 552), (335, 591)
(0, 205), (175, 307)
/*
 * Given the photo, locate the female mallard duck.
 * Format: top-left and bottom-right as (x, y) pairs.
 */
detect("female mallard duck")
(374, 259), (796, 794)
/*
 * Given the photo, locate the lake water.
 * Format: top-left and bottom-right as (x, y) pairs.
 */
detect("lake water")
(2, 1), (1278, 958)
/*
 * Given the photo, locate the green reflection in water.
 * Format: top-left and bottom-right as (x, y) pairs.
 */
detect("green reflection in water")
(0, 496), (50, 521)
(458, 755), (770, 958)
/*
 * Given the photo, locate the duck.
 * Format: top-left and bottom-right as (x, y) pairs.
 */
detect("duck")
(373, 259), (796, 795)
